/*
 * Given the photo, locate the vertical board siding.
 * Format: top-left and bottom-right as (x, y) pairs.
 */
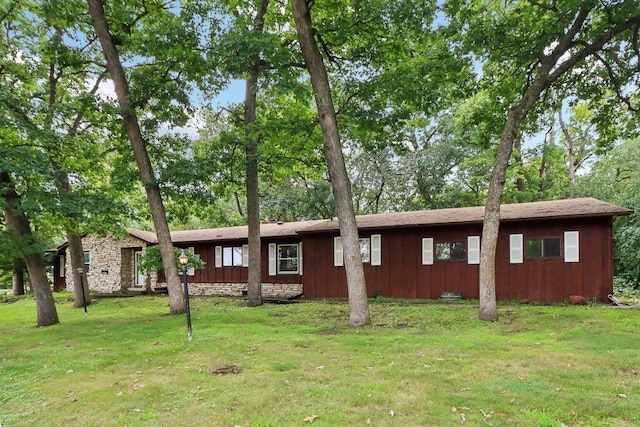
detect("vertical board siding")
(149, 216), (615, 304)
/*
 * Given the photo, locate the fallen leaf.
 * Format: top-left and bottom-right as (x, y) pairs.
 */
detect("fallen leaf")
(116, 391), (123, 396)
(389, 410), (395, 417)
(365, 418), (371, 424)
(460, 413), (466, 425)
(67, 370), (74, 374)
(303, 415), (318, 423)
(451, 406), (458, 412)
(133, 408), (142, 413)
(460, 387), (470, 392)
(617, 394), (627, 399)
(315, 366), (325, 370)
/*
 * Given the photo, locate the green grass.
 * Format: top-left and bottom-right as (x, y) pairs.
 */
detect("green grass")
(1, 296), (639, 427)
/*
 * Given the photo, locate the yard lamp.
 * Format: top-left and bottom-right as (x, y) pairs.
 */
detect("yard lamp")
(76, 267), (88, 316)
(178, 249), (193, 341)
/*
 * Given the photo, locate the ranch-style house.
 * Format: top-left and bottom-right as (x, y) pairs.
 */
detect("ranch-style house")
(53, 197), (632, 303)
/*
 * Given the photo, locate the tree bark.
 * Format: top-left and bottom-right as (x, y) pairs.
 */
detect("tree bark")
(244, 0), (269, 307)
(292, 0), (370, 326)
(558, 109), (576, 185)
(87, 0), (184, 314)
(12, 259), (25, 296)
(52, 166), (91, 308)
(2, 172), (59, 326)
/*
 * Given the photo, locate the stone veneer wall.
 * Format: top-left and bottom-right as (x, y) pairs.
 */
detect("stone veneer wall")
(65, 234), (156, 294)
(154, 282), (303, 298)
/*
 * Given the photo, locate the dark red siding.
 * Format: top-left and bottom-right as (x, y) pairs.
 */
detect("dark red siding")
(302, 217), (615, 303)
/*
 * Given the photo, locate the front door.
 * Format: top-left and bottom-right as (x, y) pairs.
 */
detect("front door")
(134, 251), (146, 287)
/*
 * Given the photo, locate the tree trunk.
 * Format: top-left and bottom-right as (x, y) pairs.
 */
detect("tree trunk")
(67, 231), (91, 308)
(244, 0), (269, 308)
(292, 0), (370, 326)
(514, 136), (525, 202)
(2, 172), (59, 326)
(87, 0), (184, 314)
(12, 260), (25, 296)
(53, 166), (92, 308)
(558, 109), (576, 185)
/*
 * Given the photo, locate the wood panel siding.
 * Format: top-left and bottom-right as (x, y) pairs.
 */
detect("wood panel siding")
(302, 217), (617, 303)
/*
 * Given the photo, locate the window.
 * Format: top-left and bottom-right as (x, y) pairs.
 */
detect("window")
(83, 251), (90, 272)
(59, 255), (65, 277)
(222, 246), (244, 267)
(359, 238), (370, 263)
(436, 241), (466, 260)
(334, 234), (382, 266)
(278, 244), (299, 274)
(526, 238), (561, 258)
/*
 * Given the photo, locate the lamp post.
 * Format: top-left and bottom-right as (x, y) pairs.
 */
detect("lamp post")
(77, 267), (88, 316)
(178, 249), (193, 341)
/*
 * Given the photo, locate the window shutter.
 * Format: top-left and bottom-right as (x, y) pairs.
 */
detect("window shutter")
(268, 243), (277, 276)
(242, 244), (249, 267)
(215, 246), (222, 268)
(468, 236), (480, 265)
(60, 255), (65, 277)
(422, 238), (433, 265)
(334, 237), (343, 267)
(371, 234), (382, 266)
(564, 231), (579, 263)
(510, 234), (523, 264)
(187, 247), (195, 276)
(299, 243), (303, 275)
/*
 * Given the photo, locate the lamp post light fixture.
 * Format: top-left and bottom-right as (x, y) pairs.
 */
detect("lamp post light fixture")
(178, 249), (193, 341)
(76, 267), (88, 316)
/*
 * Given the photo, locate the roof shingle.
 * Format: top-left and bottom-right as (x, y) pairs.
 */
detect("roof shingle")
(127, 198), (632, 243)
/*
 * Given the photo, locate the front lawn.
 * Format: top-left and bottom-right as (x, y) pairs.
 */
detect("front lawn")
(1, 296), (638, 426)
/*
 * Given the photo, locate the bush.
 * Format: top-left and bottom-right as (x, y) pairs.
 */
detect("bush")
(613, 276), (640, 301)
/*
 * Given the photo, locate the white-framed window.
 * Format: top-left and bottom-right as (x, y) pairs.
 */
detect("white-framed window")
(222, 246), (243, 267)
(278, 243), (299, 274)
(334, 234), (382, 266)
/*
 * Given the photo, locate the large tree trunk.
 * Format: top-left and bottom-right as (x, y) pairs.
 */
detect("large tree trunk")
(2, 172), (59, 326)
(53, 166), (91, 308)
(292, 0), (370, 326)
(244, 0), (269, 308)
(12, 259), (25, 296)
(87, 0), (184, 314)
